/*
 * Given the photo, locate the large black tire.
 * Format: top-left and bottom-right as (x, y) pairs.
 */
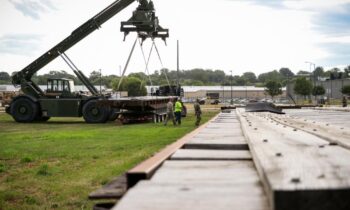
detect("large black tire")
(82, 100), (110, 123)
(10, 97), (38, 123)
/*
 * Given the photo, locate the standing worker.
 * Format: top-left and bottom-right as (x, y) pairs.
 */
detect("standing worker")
(194, 98), (202, 126)
(174, 98), (183, 125)
(343, 96), (348, 107)
(164, 98), (176, 126)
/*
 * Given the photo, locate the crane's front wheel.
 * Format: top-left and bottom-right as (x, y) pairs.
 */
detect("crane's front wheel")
(82, 100), (110, 123)
(10, 98), (38, 123)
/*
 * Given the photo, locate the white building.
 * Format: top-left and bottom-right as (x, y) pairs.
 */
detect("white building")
(146, 86), (287, 101)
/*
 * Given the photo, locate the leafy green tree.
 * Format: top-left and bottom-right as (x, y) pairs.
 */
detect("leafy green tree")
(183, 79), (204, 86)
(88, 71), (118, 87)
(294, 77), (313, 99)
(344, 66), (350, 78)
(0, 72), (10, 80)
(89, 70), (101, 82)
(101, 75), (118, 88)
(297, 70), (310, 75)
(31, 70), (82, 85)
(110, 78), (124, 90)
(258, 70), (283, 84)
(313, 66), (325, 79)
(0, 72), (11, 84)
(328, 68), (341, 80)
(279, 68), (294, 78)
(236, 77), (246, 86)
(111, 76), (147, 97)
(128, 72), (147, 81)
(312, 85), (325, 100)
(341, 85), (350, 96)
(265, 81), (282, 99)
(242, 72), (257, 84)
(212, 70), (226, 83)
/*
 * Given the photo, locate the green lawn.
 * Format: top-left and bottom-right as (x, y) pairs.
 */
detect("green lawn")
(0, 111), (218, 210)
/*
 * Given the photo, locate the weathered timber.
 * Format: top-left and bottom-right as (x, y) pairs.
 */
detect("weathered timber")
(184, 137), (249, 150)
(113, 161), (269, 210)
(237, 108), (350, 210)
(126, 114), (219, 188)
(151, 161), (259, 184)
(284, 109), (350, 128)
(89, 174), (127, 200)
(259, 112), (350, 150)
(171, 149), (252, 160)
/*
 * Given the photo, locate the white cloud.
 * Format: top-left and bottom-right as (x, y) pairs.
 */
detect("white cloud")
(0, 0), (349, 77)
(283, 0), (350, 13)
(8, 0), (57, 20)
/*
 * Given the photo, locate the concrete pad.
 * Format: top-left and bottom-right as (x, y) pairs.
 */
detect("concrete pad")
(171, 149), (252, 160)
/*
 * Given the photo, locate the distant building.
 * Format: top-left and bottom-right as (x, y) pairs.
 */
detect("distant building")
(146, 86), (287, 101)
(287, 78), (350, 100)
(0, 85), (19, 92)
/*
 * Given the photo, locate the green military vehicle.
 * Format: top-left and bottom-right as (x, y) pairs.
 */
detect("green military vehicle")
(6, 0), (170, 123)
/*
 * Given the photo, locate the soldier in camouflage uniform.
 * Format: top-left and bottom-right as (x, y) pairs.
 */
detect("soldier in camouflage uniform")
(343, 96), (348, 107)
(194, 98), (202, 126)
(164, 98), (176, 126)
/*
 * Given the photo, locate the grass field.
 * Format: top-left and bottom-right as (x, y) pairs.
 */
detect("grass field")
(0, 111), (218, 210)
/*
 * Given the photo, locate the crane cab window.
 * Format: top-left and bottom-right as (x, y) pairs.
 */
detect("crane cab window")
(47, 79), (73, 93)
(57, 80), (63, 91)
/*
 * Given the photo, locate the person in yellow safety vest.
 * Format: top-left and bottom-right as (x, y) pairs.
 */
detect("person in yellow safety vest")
(174, 98), (183, 125)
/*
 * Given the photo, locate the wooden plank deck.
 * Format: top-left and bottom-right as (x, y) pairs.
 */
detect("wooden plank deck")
(237, 108), (350, 210)
(171, 149), (252, 160)
(126, 114), (218, 188)
(284, 109), (350, 128)
(112, 111), (269, 210)
(114, 161), (268, 210)
(184, 137), (249, 150)
(93, 108), (350, 210)
(257, 111), (350, 150)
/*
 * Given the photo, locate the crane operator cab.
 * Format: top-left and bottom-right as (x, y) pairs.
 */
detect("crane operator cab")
(45, 78), (75, 98)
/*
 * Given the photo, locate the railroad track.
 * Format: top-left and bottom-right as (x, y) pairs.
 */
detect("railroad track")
(91, 108), (350, 210)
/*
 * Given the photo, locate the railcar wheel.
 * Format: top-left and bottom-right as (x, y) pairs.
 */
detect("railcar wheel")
(108, 108), (120, 121)
(36, 116), (51, 122)
(10, 98), (38, 123)
(83, 100), (110, 123)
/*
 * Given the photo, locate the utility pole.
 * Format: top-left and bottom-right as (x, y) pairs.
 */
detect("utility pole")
(99, 69), (102, 94)
(230, 70), (233, 105)
(222, 86), (224, 104)
(305, 61), (315, 85)
(176, 40), (180, 90)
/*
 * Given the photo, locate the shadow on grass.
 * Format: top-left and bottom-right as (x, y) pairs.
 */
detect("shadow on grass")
(0, 121), (87, 126)
(43, 121), (86, 125)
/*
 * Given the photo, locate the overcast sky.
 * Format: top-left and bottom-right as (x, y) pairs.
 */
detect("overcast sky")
(1, 0), (350, 77)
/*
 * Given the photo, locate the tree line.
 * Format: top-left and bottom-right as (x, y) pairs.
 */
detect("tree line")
(1, 65), (349, 89)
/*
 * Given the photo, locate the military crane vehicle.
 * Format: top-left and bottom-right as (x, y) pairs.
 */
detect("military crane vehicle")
(6, 0), (170, 123)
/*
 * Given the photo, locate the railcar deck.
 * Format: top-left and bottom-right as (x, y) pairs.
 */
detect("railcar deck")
(91, 107), (350, 210)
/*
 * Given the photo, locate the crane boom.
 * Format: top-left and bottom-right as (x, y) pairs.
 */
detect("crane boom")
(12, 0), (168, 97)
